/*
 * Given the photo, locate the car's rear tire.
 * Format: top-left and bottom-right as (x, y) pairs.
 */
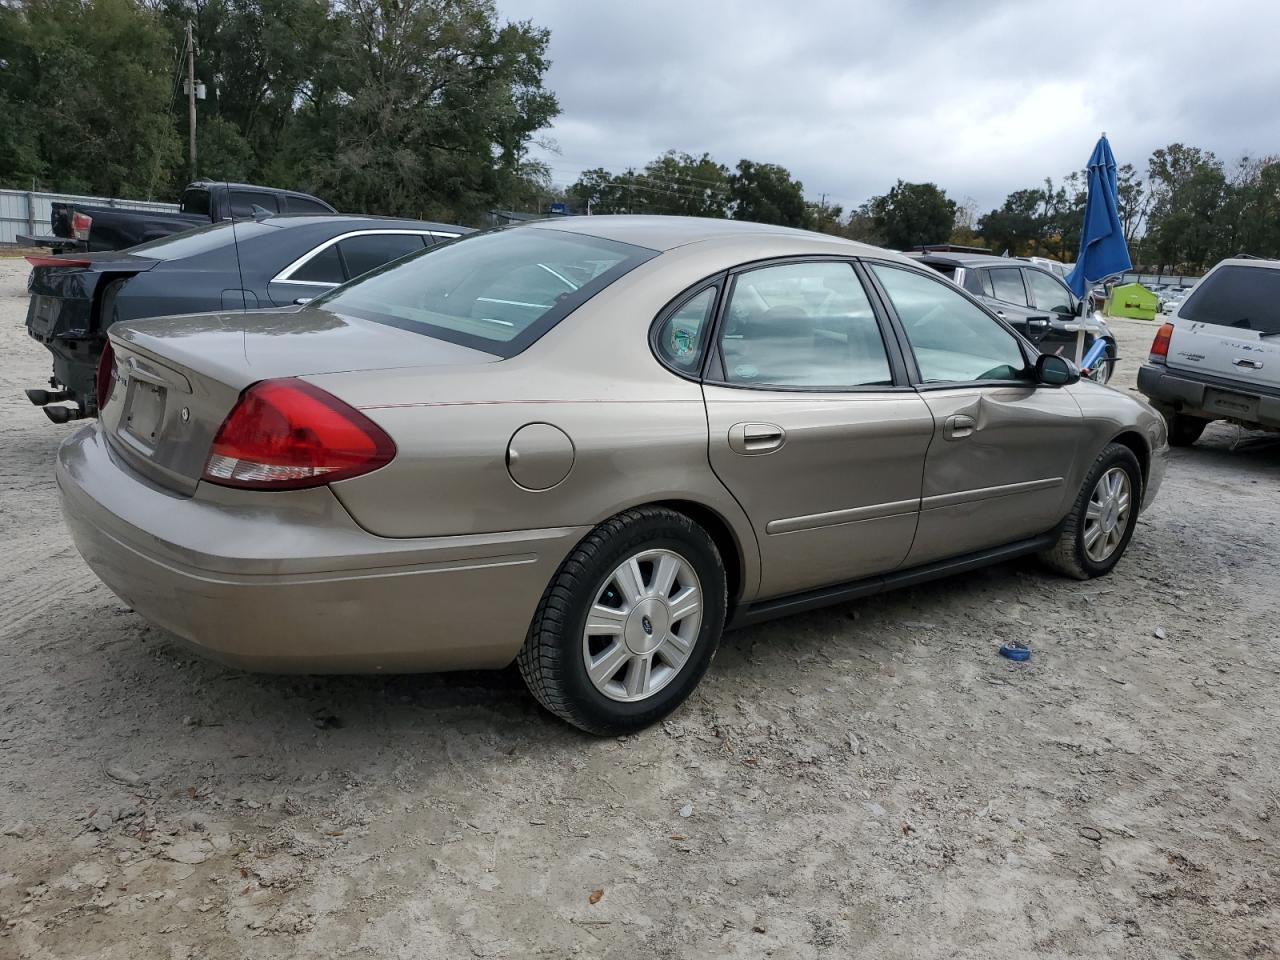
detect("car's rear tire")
(1039, 443), (1143, 581)
(1167, 412), (1210, 447)
(517, 506), (727, 735)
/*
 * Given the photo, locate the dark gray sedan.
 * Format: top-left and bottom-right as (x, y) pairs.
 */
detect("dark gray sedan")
(24, 215), (468, 421)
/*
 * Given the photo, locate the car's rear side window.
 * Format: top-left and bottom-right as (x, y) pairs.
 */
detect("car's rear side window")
(654, 285), (718, 374)
(287, 196), (331, 214)
(315, 228), (657, 357)
(229, 191), (280, 217)
(1180, 265), (1280, 336)
(989, 267), (1028, 305)
(339, 233), (427, 279)
(718, 261), (892, 389)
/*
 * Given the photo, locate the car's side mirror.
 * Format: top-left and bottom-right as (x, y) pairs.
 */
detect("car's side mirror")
(1035, 354), (1080, 386)
(1076, 297), (1091, 317)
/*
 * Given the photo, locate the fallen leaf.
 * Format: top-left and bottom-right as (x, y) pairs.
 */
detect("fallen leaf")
(239, 867), (249, 879)
(588, 889), (604, 905)
(669, 835), (686, 841)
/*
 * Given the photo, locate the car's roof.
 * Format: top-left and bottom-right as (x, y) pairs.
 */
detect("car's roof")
(524, 214), (882, 255)
(908, 251), (1029, 268)
(187, 181), (324, 199)
(253, 214), (470, 233)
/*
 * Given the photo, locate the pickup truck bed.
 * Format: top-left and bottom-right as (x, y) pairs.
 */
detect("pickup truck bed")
(33, 181), (335, 253)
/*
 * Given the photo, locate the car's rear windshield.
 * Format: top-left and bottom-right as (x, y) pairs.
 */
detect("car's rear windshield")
(1181, 265), (1280, 336)
(180, 187), (211, 216)
(128, 219), (280, 260)
(313, 227), (657, 357)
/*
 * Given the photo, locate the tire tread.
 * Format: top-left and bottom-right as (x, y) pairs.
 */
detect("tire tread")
(1039, 442), (1141, 580)
(517, 506), (724, 735)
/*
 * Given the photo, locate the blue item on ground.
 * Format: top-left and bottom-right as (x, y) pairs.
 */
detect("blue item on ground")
(998, 641), (1031, 662)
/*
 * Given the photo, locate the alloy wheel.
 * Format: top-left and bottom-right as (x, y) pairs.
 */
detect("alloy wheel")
(581, 548), (703, 702)
(1083, 466), (1132, 563)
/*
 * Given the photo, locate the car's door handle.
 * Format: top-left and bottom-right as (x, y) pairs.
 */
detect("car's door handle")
(943, 414), (976, 440)
(1233, 358), (1264, 369)
(728, 422), (786, 455)
(995, 310), (1006, 319)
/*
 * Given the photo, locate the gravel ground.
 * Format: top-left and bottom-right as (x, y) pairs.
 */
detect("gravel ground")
(1, 255), (1278, 959)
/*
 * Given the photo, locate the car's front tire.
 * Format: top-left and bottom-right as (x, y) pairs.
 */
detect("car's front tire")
(517, 506), (727, 735)
(1039, 443), (1142, 581)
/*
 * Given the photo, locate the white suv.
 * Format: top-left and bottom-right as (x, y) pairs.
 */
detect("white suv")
(1138, 257), (1280, 444)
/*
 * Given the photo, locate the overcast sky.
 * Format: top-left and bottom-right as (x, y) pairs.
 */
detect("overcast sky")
(498, 0), (1278, 213)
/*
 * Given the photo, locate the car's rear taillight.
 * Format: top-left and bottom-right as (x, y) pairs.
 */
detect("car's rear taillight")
(202, 379), (396, 490)
(71, 211), (92, 242)
(1149, 322), (1174, 364)
(24, 255), (92, 267)
(95, 341), (115, 414)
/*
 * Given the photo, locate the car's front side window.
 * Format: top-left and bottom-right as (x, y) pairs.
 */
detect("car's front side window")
(1025, 269), (1074, 314)
(870, 263), (1029, 384)
(718, 261), (892, 389)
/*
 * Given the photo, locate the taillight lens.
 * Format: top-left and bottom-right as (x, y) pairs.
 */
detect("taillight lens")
(202, 379), (396, 490)
(71, 211), (92, 241)
(25, 255), (92, 267)
(95, 341), (115, 414)
(1149, 322), (1174, 363)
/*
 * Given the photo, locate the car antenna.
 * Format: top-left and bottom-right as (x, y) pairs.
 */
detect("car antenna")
(227, 180), (248, 311)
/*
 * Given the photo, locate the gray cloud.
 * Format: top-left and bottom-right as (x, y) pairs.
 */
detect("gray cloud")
(500, 0), (1280, 212)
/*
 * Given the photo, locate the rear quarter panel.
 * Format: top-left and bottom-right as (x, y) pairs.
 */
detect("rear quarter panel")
(307, 239), (850, 603)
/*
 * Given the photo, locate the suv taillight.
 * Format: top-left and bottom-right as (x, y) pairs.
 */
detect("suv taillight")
(202, 379), (396, 490)
(95, 341), (115, 414)
(71, 211), (92, 241)
(1149, 322), (1174, 364)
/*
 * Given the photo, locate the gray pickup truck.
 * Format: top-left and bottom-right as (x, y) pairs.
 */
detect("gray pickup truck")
(20, 181), (335, 253)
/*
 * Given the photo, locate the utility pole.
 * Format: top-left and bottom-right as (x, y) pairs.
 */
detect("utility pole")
(186, 20), (197, 180)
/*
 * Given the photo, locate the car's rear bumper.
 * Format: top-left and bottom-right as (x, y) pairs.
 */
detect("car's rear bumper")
(1138, 363), (1280, 429)
(57, 423), (586, 673)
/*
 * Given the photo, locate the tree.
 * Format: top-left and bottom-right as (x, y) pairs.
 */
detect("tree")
(805, 198), (844, 235)
(728, 159), (807, 227)
(868, 180), (956, 250)
(978, 187), (1046, 255)
(1, 0), (180, 196)
(1144, 143), (1227, 269)
(1115, 162), (1150, 245)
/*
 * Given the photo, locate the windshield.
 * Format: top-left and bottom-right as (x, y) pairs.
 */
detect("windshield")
(128, 219), (281, 260)
(1180, 265), (1280, 336)
(314, 227), (657, 357)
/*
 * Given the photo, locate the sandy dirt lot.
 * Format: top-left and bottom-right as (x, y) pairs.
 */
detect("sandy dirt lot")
(1, 255), (1278, 959)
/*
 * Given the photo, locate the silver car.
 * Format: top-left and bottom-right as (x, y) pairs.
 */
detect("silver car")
(57, 217), (1168, 734)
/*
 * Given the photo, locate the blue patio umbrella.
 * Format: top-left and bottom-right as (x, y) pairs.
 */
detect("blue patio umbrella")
(1065, 134), (1131, 299)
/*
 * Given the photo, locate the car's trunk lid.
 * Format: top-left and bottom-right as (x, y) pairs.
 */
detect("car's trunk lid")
(1167, 263), (1280, 391)
(102, 306), (498, 495)
(26, 254), (159, 341)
